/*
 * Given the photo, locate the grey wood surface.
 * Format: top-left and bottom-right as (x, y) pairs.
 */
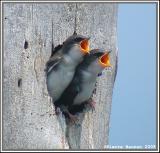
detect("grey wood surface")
(3, 3), (118, 149)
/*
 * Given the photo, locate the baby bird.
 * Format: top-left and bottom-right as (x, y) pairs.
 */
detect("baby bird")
(54, 49), (112, 122)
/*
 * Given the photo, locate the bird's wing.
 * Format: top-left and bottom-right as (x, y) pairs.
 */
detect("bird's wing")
(51, 44), (63, 57)
(54, 75), (81, 109)
(69, 77), (81, 97)
(45, 54), (62, 75)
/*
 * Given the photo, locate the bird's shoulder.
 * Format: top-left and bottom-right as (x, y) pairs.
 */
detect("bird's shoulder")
(51, 44), (63, 57)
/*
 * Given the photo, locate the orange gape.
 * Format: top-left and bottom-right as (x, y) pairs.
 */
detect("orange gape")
(99, 52), (112, 68)
(80, 39), (90, 54)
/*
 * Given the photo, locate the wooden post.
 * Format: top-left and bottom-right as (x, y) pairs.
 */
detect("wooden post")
(3, 3), (118, 149)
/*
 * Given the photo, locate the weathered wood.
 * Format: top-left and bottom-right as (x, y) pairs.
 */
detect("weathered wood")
(3, 3), (117, 150)
(66, 3), (118, 149)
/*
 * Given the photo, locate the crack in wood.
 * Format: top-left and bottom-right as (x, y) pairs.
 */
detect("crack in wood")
(18, 78), (22, 87)
(34, 58), (39, 82)
(74, 3), (78, 34)
(51, 20), (54, 57)
(24, 40), (29, 49)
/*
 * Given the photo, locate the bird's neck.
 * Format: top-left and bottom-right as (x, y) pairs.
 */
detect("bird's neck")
(63, 54), (80, 68)
(80, 69), (97, 82)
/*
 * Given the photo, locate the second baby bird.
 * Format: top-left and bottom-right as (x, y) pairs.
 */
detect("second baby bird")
(54, 49), (112, 121)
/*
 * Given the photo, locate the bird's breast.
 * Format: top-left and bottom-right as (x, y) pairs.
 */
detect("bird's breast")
(47, 65), (74, 101)
(73, 82), (95, 105)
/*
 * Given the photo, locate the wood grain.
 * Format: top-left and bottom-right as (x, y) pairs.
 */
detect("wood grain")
(3, 3), (117, 149)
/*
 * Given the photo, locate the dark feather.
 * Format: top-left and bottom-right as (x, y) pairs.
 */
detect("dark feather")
(45, 55), (62, 75)
(68, 103), (86, 115)
(51, 44), (63, 57)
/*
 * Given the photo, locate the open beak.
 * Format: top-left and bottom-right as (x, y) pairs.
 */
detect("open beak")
(80, 38), (90, 54)
(99, 51), (112, 68)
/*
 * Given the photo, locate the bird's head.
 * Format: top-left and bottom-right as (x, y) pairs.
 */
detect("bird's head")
(81, 49), (112, 75)
(63, 34), (90, 62)
(98, 50), (112, 68)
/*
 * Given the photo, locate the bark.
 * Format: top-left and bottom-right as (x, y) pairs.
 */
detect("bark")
(3, 3), (118, 150)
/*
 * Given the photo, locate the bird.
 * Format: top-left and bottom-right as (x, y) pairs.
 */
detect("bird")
(46, 34), (90, 113)
(54, 49), (112, 122)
